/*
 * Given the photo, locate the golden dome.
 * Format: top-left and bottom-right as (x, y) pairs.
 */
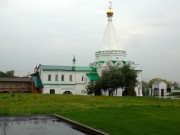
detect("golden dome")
(107, 8), (113, 17)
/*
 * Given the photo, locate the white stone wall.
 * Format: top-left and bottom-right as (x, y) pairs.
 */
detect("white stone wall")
(43, 85), (76, 94)
(95, 51), (126, 62)
(75, 84), (87, 95)
(101, 86), (142, 96)
(41, 71), (75, 85)
(40, 69), (88, 95)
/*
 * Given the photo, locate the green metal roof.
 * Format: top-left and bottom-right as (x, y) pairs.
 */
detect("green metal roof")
(32, 76), (43, 88)
(39, 65), (96, 72)
(30, 72), (43, 88)
(86, 73), (100, 81)
(75, 66), (96, 72)
(40, 65), (73, 71)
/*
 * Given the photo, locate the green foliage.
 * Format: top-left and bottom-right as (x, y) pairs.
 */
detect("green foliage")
(0, 71), (7, 77)
(6, 70), (15, 77)
(122, 85), (137, 96)
(100, 66), (124, 95)
(86, 64), (138, 96)
(86, 81), (95, 95)
(86, 80), (102, 96)
(0, 70), (15, 77)
(121, 64), (137, 96)
(172, 81), (179, 88)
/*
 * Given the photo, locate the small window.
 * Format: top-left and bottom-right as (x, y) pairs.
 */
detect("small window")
(82, 76), (84, 81)
(50, 89), (55, 94)
(69, 75), (72, 82)
(48, 74), (51, 81)
(61, 75), (64, 81)
(55, 74), (58, 81)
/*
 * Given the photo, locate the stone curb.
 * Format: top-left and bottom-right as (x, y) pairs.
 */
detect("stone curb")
(53, 114), (110, 135)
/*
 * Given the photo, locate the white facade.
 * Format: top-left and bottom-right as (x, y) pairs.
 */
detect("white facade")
(152, 81), (168, 96)
(37, 66), (90, 95)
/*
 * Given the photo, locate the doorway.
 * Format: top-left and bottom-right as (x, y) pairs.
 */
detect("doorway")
(161, 89), (164, 96)
(50, 89), (55, 94)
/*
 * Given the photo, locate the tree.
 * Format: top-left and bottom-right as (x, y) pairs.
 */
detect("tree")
(0, 70), (15, 77)
(86, 64), (138, 96)
(121, 64), (137, 96)
(86, 80), (102, 96)
(86, 81), (95, 95)
(172, 82), (179, 88)
(0, 71), (7, 77)
(6, 70), (15, 77)
(100, 66), (123, 96)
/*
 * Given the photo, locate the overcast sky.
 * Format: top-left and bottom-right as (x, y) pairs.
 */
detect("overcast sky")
(0, 0), (180, 83)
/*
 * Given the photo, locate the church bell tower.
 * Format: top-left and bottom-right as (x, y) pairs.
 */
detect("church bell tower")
(90, 1), (127, 75)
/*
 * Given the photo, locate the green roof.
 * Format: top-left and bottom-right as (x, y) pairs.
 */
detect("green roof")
(30, 72), (43, 88)
(32, 76), (43, 88)
(39, 65), (96, 72)
(40, 65), (73, 71)
(86, 73), (100, 81)
(75, 66), (96, 72)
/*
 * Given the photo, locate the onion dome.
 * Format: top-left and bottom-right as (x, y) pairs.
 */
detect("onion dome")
(107, 8), (113, 17)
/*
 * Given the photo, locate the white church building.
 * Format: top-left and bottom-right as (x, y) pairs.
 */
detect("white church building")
(32, 2), (143, 96)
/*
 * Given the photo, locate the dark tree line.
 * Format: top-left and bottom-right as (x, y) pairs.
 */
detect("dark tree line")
(0, 70), (15, 77)
(86, 64), (138, 96)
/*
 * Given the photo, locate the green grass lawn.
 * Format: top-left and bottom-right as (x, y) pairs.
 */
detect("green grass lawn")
(0, 94), (180, 135)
